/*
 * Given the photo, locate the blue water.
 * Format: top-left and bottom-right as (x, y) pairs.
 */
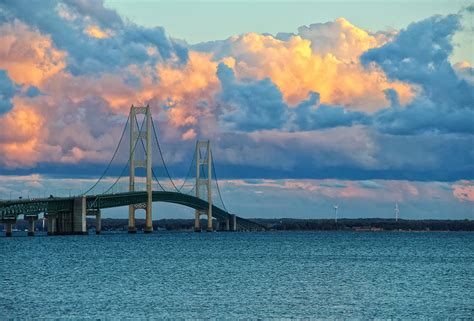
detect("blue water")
(1, 231), (473, 319)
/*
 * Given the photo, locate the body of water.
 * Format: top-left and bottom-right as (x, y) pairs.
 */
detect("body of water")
(1, 231), (473, 318)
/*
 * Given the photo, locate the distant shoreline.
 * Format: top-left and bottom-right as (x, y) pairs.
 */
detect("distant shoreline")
(5, 217), (473, 233)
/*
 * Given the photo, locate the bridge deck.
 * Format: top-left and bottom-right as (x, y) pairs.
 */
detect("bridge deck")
(0, 191), (264, 231)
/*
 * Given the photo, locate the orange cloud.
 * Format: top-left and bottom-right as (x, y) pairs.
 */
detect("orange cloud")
(84, 25), (111, 39)
(0, 16), (432, 169)
(452, 181), (474, 202)
(215, 19), (413, 111)
(0, 98), (46, 168)
(152, 51), (220, 127)
(181, 128), (197, 140)
(0, 21), (66, 86)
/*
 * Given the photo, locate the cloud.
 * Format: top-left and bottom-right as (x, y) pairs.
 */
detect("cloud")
(362, 14), (474, 134)
(0, 0), (188, 76)
(84, 25), (111, 39)
(0, 99), (45, 168)
(24, 85), (42, 97)
(0, 175), (471, 219)
(216, 67), (371, 132)
(0, 20), (66, 86)
(293, 92), (371, 130)
(216, 63), (288, 131)
(359, 180), (383, 189)
(225, 178), (428, 201)
(62, 0), (122, 27)
(452, 180), (474, 202)
(296, 17), (396, 63)
(0, 2), (471, 187)
(0, 70), (15, 114)
(181, 128), (196, 140)
(194, 25), (413, 111)
(453, 61), (474, 84)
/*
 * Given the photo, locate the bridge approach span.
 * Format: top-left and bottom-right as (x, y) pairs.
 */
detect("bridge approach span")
(0, 191), (263, 232)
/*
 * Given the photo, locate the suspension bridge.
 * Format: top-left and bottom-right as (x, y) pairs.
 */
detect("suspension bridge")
(0, 105), (263, 237)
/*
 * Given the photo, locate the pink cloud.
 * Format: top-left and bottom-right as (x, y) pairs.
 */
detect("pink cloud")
(452, 180), (474, 202)
(0, 20), (66, 86)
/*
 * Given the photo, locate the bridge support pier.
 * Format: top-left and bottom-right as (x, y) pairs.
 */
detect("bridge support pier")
(96, 210), (101, 234)
(47, 214), (56, 235)
(26, 215), (38, 236)
(45, 197), (87, 236)
(87, 209), (101, 234)
(128, 206), (137, 233)
(207, 207), (213, 232)
(144, 206), (153, 234)
(225, 218), (230, 231)
(73, 196), (87, 235)
(5, 221), (13, 237)
(215, 219), (228, 231)
(194, 213), (201, 232)
(230, 214), (237, 231)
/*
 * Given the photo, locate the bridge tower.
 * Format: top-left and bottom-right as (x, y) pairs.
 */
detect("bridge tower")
(194, 140), (213, 232)
(128, 105), (153, 233)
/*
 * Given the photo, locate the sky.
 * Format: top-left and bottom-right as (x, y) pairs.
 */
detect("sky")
(0, 0), (473, 220)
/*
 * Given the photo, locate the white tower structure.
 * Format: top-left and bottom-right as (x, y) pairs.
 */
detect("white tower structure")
(395, 202), (400, 222)
(334, 205), (339, 223)
(194, 140), (213, 232)
(128, 105), (153, 234)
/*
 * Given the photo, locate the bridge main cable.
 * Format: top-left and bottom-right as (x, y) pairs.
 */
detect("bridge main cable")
(81, 110), (131, 196)
(210, 150), (228, 213)
(89, 115), (147, 208)
(150, 115), (180, 192)
(132, 116), (166, 192)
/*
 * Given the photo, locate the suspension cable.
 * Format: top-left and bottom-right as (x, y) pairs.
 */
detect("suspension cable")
(150, 115), (179, 191)
(133, 116), (166, 191)
(210, 150), (228, 212)
(90, 115), (146, 207)
(81, 110), (131, 196)
(177, 151), (196, 192)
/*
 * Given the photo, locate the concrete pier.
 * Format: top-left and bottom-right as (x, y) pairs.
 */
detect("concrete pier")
(194, 212), (201, 232)
(96, 210), (101, 234)
(73, 196), (87, 235)
(47, 214), (56, 235)
(87, 209), (101, 234)
(128, 206), (137, 233)
(44, 197), (87, 236)
(5, 221), (13, 237)
(207, 212), (213, 232)
(144, 205), (153, 234)
(230, 214), (237, 231)
(26, 215), (38, 236)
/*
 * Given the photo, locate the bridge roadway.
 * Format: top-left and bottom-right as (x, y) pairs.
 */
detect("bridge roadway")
(0, 191), (264, 235)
